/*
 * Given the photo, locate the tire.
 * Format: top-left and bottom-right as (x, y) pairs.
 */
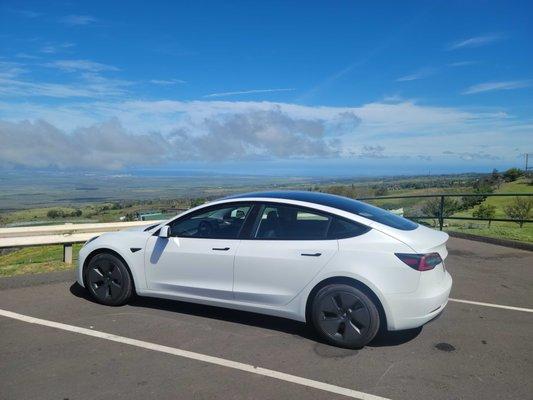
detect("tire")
(85, 252), (133, 306)
(311, 284), (380, 348)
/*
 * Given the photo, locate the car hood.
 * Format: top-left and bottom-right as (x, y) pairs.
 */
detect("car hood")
(122, 223), (159, 232)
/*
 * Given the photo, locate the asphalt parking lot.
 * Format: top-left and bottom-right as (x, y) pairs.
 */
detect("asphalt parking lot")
(1, 237), (532, 400)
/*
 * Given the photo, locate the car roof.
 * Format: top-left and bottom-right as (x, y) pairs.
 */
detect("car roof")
(224, 190), (419, 231)
(224, 190), (366, 211)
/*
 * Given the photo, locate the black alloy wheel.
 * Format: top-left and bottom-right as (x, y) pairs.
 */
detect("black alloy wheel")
(312, 284), (380, 348)
(86, 253), (133, 306)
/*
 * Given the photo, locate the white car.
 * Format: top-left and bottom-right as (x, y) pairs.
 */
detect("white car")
(77, 191), (452, 348)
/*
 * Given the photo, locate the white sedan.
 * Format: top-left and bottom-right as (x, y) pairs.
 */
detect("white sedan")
(77, 191), (452, 348)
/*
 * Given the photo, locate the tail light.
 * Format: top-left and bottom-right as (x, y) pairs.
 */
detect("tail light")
(395, 252), (443, 271)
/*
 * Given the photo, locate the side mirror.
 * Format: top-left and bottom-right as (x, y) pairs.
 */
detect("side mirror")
(159, 225), (171, 238)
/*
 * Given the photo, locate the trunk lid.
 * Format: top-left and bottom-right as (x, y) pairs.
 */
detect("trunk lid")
(372, 223), (449, 259)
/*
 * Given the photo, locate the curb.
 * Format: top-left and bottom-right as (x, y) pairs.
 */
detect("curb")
(448, 231), (533, 252)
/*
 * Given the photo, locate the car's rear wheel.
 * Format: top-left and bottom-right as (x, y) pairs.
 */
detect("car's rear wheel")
(85, 253), (133, 306)
(311, 284), (380, 348)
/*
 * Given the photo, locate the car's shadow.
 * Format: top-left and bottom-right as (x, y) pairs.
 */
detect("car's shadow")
(70, 282), (421, 348)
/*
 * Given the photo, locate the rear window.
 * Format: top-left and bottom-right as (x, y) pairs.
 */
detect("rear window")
(328, 217), (371, 239)
(347, 201), (418, 230)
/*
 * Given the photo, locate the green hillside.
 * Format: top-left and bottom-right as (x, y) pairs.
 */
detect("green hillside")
(446, 179), (533, 242)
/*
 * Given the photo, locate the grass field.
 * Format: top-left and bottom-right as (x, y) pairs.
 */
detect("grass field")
(0, 244), (82, 277)
(445, 179), (533, 243)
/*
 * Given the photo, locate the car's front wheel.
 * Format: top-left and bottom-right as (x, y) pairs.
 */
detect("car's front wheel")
(85, 252), (133, 306)
(311, 283), (380, 348)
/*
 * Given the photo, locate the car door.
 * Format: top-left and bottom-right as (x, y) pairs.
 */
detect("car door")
(144, 202), (253, 300)
(234, 203), (338, 306)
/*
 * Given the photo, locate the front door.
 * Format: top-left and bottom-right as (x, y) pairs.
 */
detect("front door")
(144, 203), (253, 300)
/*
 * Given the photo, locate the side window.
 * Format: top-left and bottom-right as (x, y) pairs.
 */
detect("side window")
(255, 204), (331, 240)
(327, 217), (370, 239)
(169, 204), (251, 239)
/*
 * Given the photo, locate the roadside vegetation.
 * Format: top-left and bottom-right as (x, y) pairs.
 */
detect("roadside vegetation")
(0, 244), (82, 277)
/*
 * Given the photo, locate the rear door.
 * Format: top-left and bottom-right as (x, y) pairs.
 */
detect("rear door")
(234, 203), (338, 306)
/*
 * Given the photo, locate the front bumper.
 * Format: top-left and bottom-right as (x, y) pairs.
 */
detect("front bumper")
(75, 245), (89, 288)
(385, 269), (452, 331)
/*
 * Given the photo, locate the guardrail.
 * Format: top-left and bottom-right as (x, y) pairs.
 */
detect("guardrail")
(357, 192), (533, 230)
(0, 221), (163, 264)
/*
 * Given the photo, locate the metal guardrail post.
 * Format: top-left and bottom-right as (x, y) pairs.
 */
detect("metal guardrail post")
(63, 243), (73, 265)
(438, 195), (445, 231)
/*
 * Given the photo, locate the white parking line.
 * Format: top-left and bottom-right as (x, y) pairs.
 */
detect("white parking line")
(449, 298), (533, 313)
(0, 308), (389, 400)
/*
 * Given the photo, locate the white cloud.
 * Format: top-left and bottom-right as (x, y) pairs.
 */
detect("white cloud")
(0, 98), (528, 170)
(44, 59), (119, 72)
(10, 9), (41, 18)
(462, 80), (532, 94)
(39, 42), (75, 54)
(204, 88), (295, 98)
(0, 61), (27, 79)
(397, 68), (436, 82)
(59, 15), (97, 26)
(0, 73), (131, 99)
(359, 145), (386, 158)
(0, 58), (528, 169)
(448, 61), (477, 67)
(442, 150), (500, 161)
(0, 119), (167, 169)
(0, 108), (350, 168)
(15, 53), (41, 60)
(448, 34), (503, 50)
(149, 79), (186, 85)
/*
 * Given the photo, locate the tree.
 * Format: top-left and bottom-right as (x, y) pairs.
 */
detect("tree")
(473, 204), (496, 227)
(503, 168), (524, 182)
(460, 179), (494, 210)
(504, 197), (532, 228)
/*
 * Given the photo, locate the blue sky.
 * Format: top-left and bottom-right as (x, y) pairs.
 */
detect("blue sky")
(0, 0), (532, 176)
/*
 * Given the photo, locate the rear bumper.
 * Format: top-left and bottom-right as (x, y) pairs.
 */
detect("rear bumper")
(385, 270), (452, 331)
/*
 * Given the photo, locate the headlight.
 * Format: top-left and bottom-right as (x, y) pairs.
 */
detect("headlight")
(83, 235), (99, 246)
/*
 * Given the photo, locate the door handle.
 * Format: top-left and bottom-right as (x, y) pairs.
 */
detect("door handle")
(212, 247), (230, 251)
(301, 252), (322, 257)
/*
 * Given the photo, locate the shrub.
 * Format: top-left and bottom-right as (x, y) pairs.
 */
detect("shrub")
(375, 186), (388, 196)
(46, 209), (63, 219)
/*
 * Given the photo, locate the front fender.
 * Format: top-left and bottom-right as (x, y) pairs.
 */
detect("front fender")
(77, 231), (150, 291)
